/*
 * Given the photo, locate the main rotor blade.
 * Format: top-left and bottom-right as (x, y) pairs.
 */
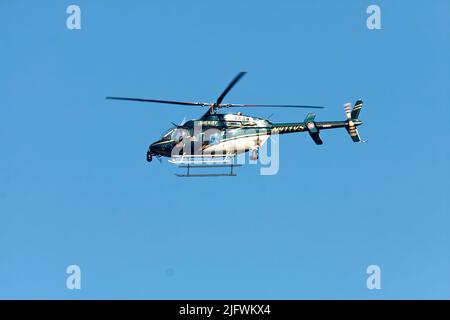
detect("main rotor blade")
(216, 72), (247, 106)
(106, 96), (209, 107)
(220, 104), (325, 109)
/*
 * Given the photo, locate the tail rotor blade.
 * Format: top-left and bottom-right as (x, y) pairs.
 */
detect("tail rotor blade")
(344, 103), (352, 119)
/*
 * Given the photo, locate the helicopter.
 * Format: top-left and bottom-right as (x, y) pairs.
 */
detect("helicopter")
(107, 72), (364, 176)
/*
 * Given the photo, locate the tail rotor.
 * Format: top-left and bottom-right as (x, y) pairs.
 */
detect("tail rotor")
(345, 100), (366, 143)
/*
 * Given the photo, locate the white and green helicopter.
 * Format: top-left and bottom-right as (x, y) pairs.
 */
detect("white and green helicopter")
(107, 72), (364, 177)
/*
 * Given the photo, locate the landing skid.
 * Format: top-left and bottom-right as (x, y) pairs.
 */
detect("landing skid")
(169, 154), (241, 177)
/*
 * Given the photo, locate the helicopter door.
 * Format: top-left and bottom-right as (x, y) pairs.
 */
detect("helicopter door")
(208, 131), (221, 145)
(204, 129), (222, 146)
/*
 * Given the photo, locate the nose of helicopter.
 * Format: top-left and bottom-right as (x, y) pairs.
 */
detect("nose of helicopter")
(149, 141), (162, 154)
(147, 141), (163, 162)
(149, 139), (173, 156)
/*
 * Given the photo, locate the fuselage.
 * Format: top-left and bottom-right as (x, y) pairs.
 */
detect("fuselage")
(148, 112), (362, 158)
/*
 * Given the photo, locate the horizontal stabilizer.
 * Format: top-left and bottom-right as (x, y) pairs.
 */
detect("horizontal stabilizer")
(309, 131), (323, 145)
(304, 112), (323, 144)
(304, 113), (316, 126)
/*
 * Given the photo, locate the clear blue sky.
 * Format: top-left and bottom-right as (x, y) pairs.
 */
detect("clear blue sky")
(1, 0), (449, 299)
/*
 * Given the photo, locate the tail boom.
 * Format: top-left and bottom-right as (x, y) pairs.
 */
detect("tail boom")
(270, 99), (364, 144)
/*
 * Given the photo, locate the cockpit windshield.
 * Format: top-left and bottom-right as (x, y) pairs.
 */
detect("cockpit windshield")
(160, 127), (191, 142)
(160, 127), (175, 139)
